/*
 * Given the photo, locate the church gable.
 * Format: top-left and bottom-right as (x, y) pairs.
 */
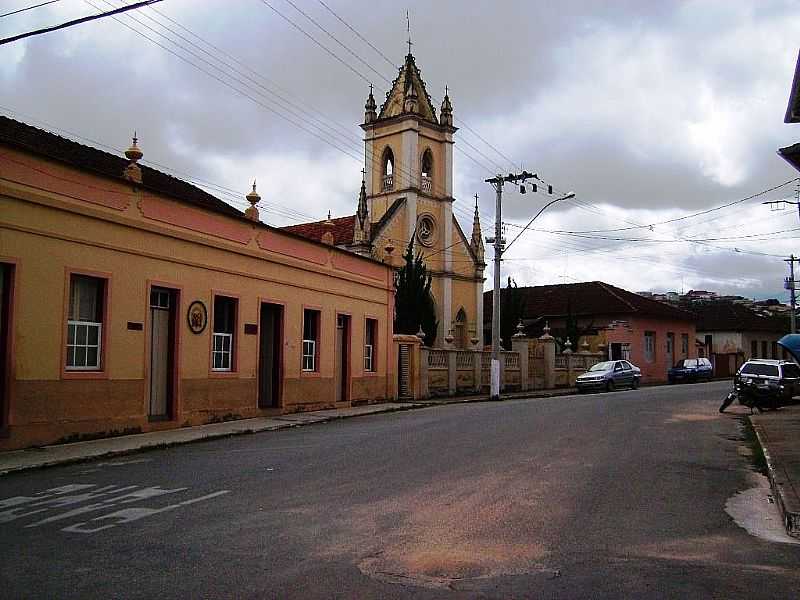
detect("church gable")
(378, 54), (438, 124)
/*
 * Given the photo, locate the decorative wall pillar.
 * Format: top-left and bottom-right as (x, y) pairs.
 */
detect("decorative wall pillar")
(448, 349), (457, 396)
(472, 348), (482, 393)
(419, 346), (430, 399)
(540, 324), (556, 390)
(564, 340), (574, 388)
(512, 333), (530, 392)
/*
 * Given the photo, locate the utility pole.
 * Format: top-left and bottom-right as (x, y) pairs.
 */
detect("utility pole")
(786, 255), (799, 334)
(486, 174), (506, 401)
(485, 170), (572, 400)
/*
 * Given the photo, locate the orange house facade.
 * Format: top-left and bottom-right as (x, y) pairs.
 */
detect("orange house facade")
(0, 117), (396, 451)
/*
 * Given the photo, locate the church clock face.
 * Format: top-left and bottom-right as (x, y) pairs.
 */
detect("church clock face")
(416, 214), (437, 247)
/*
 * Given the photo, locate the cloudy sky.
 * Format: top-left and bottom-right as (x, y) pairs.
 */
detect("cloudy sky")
(3, 0), (800, 299)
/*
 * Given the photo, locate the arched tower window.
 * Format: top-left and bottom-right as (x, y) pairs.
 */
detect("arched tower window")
(382, 147), (394, 191)
(421, 149), (433, 193)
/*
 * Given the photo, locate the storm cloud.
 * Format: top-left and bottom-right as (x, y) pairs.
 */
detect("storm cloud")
(2, 0), (800, 299)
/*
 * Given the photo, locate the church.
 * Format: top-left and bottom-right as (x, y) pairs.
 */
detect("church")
(284, 51), (486, 349)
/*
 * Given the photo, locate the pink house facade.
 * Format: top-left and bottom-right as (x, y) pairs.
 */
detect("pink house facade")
(603, 316), (696, 383)
(485, 281), (697, 384)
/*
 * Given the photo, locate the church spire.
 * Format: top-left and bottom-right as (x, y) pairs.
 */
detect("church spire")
(364, 84), (377, 123)
(352, 170), (371, 254)
(470, 193), (485, 263)
(374, 51), (438, 124)
(356, 173), (369, 228)
(440, 85), (453, 127)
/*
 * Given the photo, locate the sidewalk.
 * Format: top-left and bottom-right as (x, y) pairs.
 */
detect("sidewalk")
(749, 406), (800, 539)
(0, 387), (577, 476)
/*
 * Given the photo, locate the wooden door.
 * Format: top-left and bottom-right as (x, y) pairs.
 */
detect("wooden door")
(335, 314), (350, 403)
(258, 303), (283, 409)
(149, 288), (174, 419)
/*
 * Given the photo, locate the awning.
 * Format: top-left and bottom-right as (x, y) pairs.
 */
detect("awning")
(778, 334), (800, 362)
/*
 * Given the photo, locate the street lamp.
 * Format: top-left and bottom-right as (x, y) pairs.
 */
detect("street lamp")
(485, 179), (575, 400)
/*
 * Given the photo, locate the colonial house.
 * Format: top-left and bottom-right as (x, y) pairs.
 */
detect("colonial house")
(0, 116), (396, 451)
(283, 51), (486, 349)
(485, 281), (697, 383)
(693, 301), (790, 377)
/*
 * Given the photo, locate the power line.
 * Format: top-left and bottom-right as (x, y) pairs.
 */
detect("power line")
(145, 3), (358, 143)
(315, 0), (397, 69)
(123, 0), (494, 212)
(528, 178), (799, 235)
(282, 0), (392, 85)
(0, 0), (60, 19)
(83, 0), (364, 163)
(259, 0), (373, 86)
(256, 0), (508, 176)
(0, 0), (162, 45)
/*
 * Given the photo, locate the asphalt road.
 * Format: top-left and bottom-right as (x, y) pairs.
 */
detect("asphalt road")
(2, 381), (800, 599)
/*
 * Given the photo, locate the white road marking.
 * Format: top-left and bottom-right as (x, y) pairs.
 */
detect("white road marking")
(62, 491), (231, 534)
(0, 483), (229, 534)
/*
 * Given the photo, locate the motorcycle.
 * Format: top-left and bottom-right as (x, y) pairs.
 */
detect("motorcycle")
(719, 381), (780, 414)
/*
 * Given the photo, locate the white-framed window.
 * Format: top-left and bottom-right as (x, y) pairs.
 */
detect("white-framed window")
(66, 274), (104, 370)
(681, 333), (689, 356)
(302, 309), (320, 372)
(212, 296), (237, 371)
(364, 318), (377, 372)
(644, 331), (655, 363)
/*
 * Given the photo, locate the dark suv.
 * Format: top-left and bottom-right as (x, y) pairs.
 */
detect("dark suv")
(668, 357), (713, 384)
(734, 359), (800, 403)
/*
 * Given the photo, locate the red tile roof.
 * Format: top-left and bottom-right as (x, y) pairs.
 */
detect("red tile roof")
(484, 281), (695, 323)
(0, 116), (243, 219)
(282, 215), (356, 246)
(693, 302), (789, 333)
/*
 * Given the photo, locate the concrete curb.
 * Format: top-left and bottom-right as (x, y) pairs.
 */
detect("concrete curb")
(749, 418), (800, 539)
(0, 403), (424, 477)
(0, 388), (583, 476)
(414, 388), (578, 405)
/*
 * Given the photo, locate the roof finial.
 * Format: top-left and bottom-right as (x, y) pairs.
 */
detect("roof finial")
(123, 131), (143, 183)
(245, 178), (261, 222)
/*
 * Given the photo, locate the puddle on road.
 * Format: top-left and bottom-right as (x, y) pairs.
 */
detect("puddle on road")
(317, 470), (557, 589)
(725, 473), (800, 545)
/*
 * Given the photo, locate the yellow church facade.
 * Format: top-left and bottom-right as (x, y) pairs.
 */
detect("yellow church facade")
(284, 52), (486, 348)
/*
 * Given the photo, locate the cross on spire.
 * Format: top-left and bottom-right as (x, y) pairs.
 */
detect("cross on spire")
(406, 10), (412, 55)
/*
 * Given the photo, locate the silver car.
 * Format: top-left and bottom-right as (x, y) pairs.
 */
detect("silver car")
(575, 360), (641, 393)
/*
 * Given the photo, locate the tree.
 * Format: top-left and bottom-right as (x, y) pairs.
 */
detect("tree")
(556, 298), (595, 351)
(394, 238), (438, 346)
(500, 277), (525, 350)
